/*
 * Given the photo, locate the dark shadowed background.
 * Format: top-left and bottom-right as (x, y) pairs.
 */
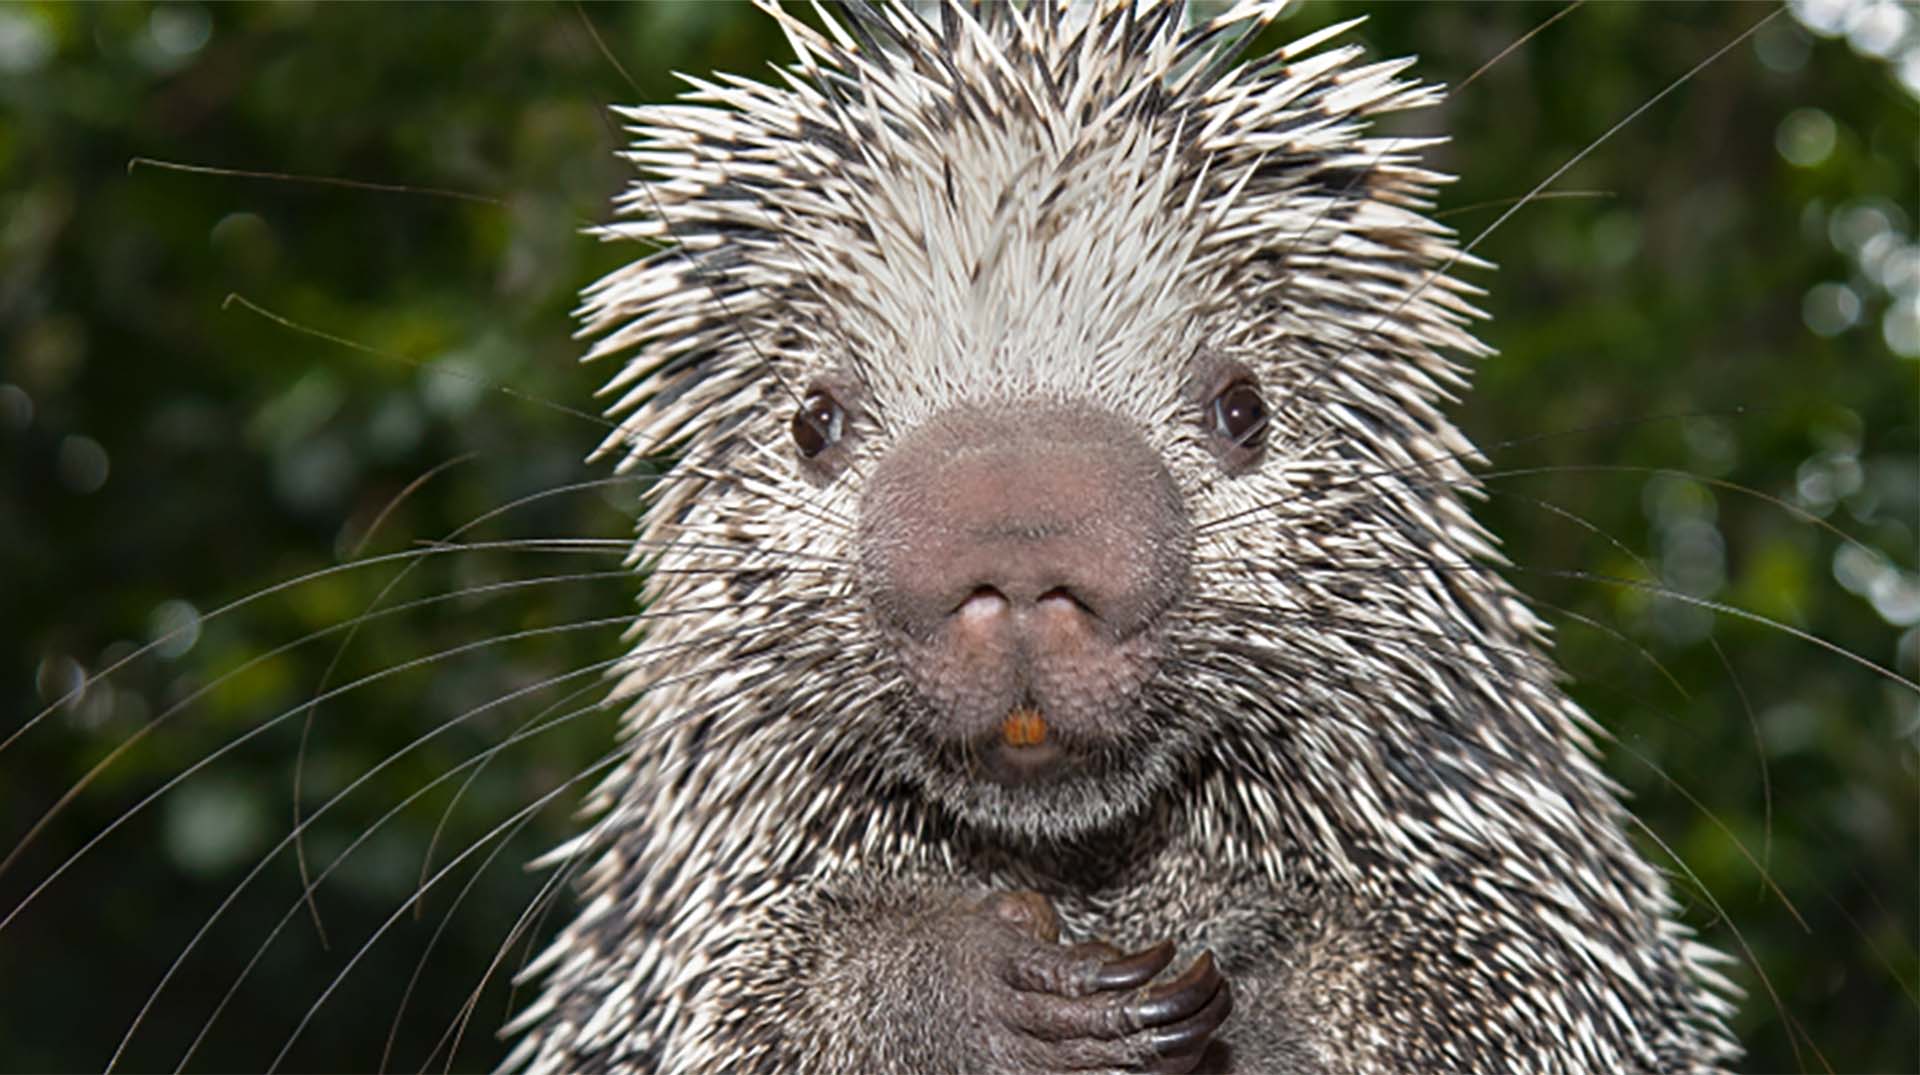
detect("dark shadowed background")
(2, 2), (1915, 1072)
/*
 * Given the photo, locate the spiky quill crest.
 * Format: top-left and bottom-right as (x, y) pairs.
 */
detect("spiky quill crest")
(504, 2), (1741, 1071)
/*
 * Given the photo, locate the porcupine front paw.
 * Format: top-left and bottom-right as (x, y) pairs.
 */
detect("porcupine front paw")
(955, 891), (1232, 1074)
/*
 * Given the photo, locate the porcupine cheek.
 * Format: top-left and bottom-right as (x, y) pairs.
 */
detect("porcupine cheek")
(857, 402), (1190, 788)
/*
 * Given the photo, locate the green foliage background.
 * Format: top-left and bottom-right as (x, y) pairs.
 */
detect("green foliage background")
(2, 3), (1914, 1072)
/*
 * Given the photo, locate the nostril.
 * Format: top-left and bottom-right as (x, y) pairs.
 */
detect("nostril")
(1037, 587), (1095, 618)
(955, 586), (1009, 622)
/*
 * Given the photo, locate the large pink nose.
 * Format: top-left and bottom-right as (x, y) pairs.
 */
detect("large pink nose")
(857, 401), (1189, 769)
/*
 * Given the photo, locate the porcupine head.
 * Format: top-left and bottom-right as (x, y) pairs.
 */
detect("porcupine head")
(504, 3), (1742, 1072)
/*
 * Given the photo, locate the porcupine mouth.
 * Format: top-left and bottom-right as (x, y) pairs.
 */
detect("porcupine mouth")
(903, 625), (1168, 795)
(977, 698), (1067, 785)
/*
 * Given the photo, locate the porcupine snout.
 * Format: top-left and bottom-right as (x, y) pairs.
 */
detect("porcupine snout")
(859, 401), (1190, 785)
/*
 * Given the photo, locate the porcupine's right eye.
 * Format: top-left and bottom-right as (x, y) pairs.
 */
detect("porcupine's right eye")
(791, 388), (846, 458)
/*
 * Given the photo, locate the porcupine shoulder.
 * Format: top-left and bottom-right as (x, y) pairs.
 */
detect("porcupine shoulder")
(503, 3), (1741, 1072)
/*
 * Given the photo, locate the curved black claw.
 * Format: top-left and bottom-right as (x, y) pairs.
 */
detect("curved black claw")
(1150, 974), (1232, 1055)
(1128, 950), (1225, 1029)
(1093, 940), (1177, 991)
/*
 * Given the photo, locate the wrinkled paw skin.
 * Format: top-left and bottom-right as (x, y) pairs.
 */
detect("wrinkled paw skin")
(966, 892), (1233, 1074)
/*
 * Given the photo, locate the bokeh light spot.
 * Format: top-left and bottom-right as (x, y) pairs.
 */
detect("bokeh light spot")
(1803, 281), (1864, 336)
(1776, 107), (1838, 167)
(57, 434), (109, 493)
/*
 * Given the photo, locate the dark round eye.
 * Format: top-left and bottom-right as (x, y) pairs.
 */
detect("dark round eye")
(790, 389), (845, 458)
(1208, 380), (1268, 448)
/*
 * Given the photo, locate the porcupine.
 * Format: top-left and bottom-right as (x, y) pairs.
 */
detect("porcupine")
(490, 2), (1744, 1072)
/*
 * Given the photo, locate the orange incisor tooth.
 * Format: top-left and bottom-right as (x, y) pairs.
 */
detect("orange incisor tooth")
(1001, 705), (1047, 747)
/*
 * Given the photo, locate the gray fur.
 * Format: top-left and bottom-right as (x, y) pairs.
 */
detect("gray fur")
(503, 2), (1741, 1071)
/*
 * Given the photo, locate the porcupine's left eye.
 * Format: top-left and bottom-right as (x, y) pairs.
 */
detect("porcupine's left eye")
(791, 389), (846, 458)
(1208, 380), (1268, 449)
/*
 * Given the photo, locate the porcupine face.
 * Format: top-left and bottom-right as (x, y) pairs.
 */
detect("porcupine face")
(588, 4), (1489, 842)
